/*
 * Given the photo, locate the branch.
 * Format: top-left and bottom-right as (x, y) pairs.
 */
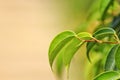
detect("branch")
(76, 37), (120, 44)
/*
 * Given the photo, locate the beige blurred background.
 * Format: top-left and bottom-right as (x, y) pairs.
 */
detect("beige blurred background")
(0, 0), (67, 80)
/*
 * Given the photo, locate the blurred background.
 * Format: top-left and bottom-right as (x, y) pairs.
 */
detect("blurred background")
(0, 0), (93, 80)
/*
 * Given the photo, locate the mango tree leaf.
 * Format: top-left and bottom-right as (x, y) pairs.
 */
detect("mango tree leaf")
(115, 44), (120, 69)
(94, 71), (120, 80)
(48, 31), (76, 67)
(86, 28), (116, 62)
(105, 44), (119, 71)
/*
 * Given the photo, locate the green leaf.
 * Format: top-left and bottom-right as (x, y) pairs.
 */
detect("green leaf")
(62, 32), (93, 79)
(93, 27), (116, 37)
(49, 31), (76, 54)
(86, 28), (116, 62)
(62, 37), (84, 79)
(86, 42), (96, 62)
(63, 32), (93, 66)
(105, 44), (119, 71)
(115, 44), (120, 69)
(54, 52), (64, 78)
(48, 31), (76, 67)
(49, 31), (93, 78)
(63, 37), (84, 66)
(77, 32), (93, 40)
(94, 71), (120, 80)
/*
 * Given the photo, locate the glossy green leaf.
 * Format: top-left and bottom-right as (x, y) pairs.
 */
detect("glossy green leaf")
(60, 32), (93, 79)
(77, 32), (93, 39)
(49, 31), (93, 78)
(62, 32), (93, 66)
(87, 28), (116, 62)
(48, 31), (76, 67)
(86, 42), (96, 62)
(49, 31), (76, 54)
(54, 52), (64, 78)
(63, 37), (84, 66)
(94, 71), (120, 80)
(115, 44), (120, 69)
(93, 27), (116, 37)
(63, 32), (93, 66)
(49, 30), (93, 71)
(105, 44), (119, 71)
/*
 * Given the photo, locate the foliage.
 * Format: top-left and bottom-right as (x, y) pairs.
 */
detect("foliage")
(48, 0), (120, 80)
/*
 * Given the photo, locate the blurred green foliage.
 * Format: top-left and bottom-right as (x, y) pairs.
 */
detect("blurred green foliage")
(49, 0), (120, 80)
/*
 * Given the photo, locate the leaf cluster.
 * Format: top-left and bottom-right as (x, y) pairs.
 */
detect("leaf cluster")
(48, 0), (120, 80)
